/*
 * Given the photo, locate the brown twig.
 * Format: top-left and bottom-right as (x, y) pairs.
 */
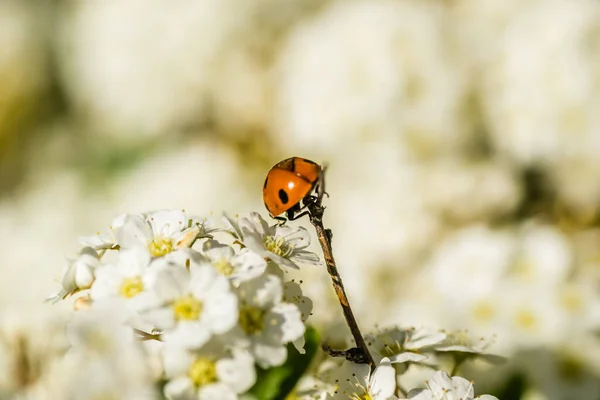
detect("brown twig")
(308, 201), (374, 368)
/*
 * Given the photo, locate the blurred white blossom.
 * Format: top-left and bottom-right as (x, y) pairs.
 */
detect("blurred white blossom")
(273, 0), (467, 158)
(480, 0), (600, 165)
(58, 0), (253, 137)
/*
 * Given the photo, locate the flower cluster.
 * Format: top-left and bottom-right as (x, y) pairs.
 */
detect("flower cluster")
(50, 209), (318, 399)
(44, 208), (504, 400)
(298, 359), (498, 400)
(295, 326), (499, 400)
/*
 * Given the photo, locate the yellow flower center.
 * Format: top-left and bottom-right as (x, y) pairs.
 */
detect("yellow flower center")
(515, 309), (537, 330)
(214, 258), (234, 276)
(349, 391), (372, 400)
(188, 358), (218, 387)
(148, 237), (173, 257)
(173, 295), (203, 321)
(264, 235), (293, 258)
(561, 290), (583, 313)
(119, 276), (144, 298)
(239, 305), (264, 335)
(473, 301), (495, 322)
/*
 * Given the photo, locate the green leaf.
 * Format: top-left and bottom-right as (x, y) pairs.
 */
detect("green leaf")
(248, 326), (320, 400)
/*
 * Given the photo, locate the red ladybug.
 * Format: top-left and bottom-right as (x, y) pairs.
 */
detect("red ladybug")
(263, 157), (325, 222)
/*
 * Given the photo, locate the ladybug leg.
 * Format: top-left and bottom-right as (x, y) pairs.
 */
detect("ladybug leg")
(286, 197), (315, 221)
(284, 203), (303, 221)
(274, 216), (288, 226)
(287, 210), (311, 221)
(284, 193), (326, 222)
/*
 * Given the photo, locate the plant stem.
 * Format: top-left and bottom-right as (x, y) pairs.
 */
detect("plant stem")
(308, 202), (374, 368)
(450, 354), (467, 376)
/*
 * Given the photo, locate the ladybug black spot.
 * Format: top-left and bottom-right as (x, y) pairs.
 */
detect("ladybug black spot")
(278, 189), (289, 204)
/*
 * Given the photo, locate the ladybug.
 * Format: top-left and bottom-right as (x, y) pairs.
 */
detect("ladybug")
(263, 157), (326, 222)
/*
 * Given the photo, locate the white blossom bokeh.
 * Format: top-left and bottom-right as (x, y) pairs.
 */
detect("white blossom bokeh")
(1, 0), (600, 398)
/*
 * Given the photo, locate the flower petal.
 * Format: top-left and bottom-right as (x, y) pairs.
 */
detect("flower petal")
(115, 214), (151, 249)
(197, 383), (237, 400)
(277, 225), (311, 249)
(370, 358), (396, 399)
(450, 376), (475, 399)
(239, 274), (283, 307)
(152, 266), (190, 302)
(203, 240), (235, 261)
(164, 376), (195, 399)
(203, 290), (238, 334)
(428, 371), (454, 398)
(148, 209), (187, 238)
(142, 306), (176, 330)
(162, 322), (211, 349)
(175, 226), (200, 249)
(389, 352), (428, 364)
(216, 350), (256, 393)
(265, 303), (305, 344)
(253, 341), (287, 368)
(190, 266), (220, 300)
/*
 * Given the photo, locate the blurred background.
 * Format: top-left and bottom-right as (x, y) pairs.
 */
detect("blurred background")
(1, 0), (600, 398)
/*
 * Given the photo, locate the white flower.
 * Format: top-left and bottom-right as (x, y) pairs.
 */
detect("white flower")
(283, 280), (314, 354)
(163, 342), (256, 400)
(115, 210), (203, 257)
(480, 0), (600, 166)
(202, 239), (266, 283)
(424, 225), (514, 305)
(141, 257), (238, 349)
(79, 213), (127, 251)
(48, 247), (100, 303)
(55, 357), (158, 400)
(228, 212), (320, 270)
(90, 247), (158, 313)
(509, 223), (572, 287)
(273, 0), (465, 158)
(230, 273), (305, 368)
(60, 302), (157, 399)
(66, 300), (138, 356)
(0, 306), (69, 395)
(406, 371), (498, 400)
(418, 160), (522, 223)
(59, 1), (251, 137)
(320, 358), (398, 400)
(433, 331), (504, 365)
(366, 326), (446, 365)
